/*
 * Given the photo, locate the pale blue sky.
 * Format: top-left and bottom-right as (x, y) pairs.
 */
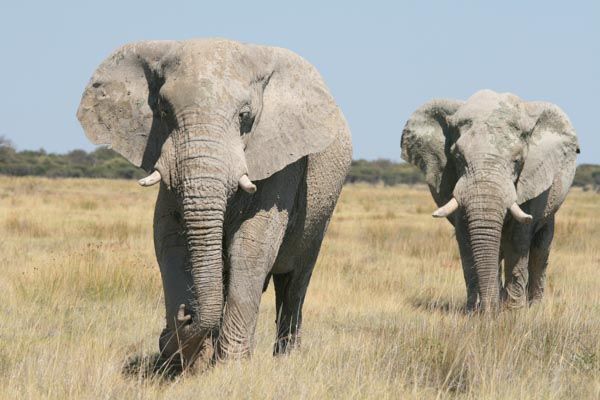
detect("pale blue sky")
(1, 1), (598, 163)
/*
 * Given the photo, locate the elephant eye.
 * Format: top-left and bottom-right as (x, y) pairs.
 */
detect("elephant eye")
(513, 158), (523, 170)
(239, 107), (254, 135)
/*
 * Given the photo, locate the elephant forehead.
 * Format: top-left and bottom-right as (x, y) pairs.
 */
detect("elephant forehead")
(453, 98), (520, 128)
(164, 39), (256, 81)
(161, 78), (248, 117)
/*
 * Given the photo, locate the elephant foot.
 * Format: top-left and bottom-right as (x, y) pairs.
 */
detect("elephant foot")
(527, 293), (544, 307)
(273, 333), (301, 356)
(465, 295), (506, 314)
(527, 287), (545, 305)
(501, 292), (527, 310)
(502, 301), (526, 311)
(465, 295), (480, 314)
(499, 285), (527, 309)
(213, 339), (254, 362)
(465, 302), (479, 315)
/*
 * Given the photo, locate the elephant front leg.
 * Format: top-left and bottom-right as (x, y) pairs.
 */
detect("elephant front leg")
(501, 222), (535, 309)
(502, 247), (530, 309)
(528, 218), (554, 303)
(216, 212), (289, 360)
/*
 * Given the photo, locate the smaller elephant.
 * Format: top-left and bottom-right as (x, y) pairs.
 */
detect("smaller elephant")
(401, 90), (579, 311)
(77, 38), (352, 369)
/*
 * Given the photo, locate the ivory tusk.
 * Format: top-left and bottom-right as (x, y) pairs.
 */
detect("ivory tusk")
(238, 174), (257, 194)
(509, 203), (533, 224)
(138, 170), (162, 187)
(432, 198), (459, 218)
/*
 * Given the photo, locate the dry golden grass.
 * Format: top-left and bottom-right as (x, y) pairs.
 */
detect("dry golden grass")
(0, 176), (598, 399)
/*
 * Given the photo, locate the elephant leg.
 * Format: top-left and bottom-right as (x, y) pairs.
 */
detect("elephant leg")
(528, 217), (554, 303)
(272, 249), (319, 355)
(502, 239), (531, 309)
(216, 209), (290, 360)
(154, 185), (209, 367)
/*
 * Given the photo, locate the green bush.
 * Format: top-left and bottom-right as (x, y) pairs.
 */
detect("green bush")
(346, 159), (425, 185)
(572, 164), (600, 188)
(0, 137), (145, 180)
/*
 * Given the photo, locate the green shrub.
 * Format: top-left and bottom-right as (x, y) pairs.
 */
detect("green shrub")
(0, 138), (145, 180)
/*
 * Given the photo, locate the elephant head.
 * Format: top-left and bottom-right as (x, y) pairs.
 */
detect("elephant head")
(401, 90), (579, 310)
(77, 39), (343, 337)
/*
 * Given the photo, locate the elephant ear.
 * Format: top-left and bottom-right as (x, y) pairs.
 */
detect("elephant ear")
(401, 99), (463, 206)
(516, 102), (580, 203)
(76, 41), (177, 172)
(244, 47), (347, 181)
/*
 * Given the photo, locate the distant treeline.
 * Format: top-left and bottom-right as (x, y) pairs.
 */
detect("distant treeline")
(0, 137), (144, 180)
(346, 159), (425, 185)
(1, 137), (599, 188)
(347, 160), (600, 190)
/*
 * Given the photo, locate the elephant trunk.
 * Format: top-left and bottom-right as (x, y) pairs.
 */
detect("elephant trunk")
(182, 182), (226, 332)
(457, 159), (513, 311)
(174, 119), (241, 335)
(463, 201), (505, 311)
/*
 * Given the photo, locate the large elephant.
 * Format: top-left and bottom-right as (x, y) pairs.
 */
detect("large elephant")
(401, 90), (579, 312)
(77, 38), (352, 367)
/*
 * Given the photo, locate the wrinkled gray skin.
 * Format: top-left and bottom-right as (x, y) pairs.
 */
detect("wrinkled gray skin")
(402, 90), (579, 312)
(77, 38), (352, 367)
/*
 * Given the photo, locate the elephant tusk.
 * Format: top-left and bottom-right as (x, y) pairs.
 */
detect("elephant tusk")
(238, 174), (257, 194)
(432, 198), (459, 218)
(138, 170), (162, 187)
(509, 203), (533, 224)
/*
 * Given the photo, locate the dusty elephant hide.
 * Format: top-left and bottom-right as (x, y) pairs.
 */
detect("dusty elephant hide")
(401, 90), (579, 311)
(77, 38), (352, 368)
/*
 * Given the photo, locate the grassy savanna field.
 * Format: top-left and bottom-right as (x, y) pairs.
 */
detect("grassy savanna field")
(0, 177), (598, 399)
